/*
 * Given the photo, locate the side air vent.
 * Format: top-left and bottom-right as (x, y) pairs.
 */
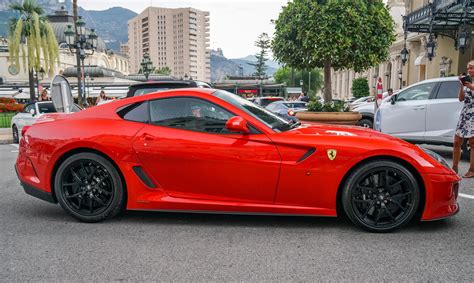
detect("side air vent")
(132, 166), (157, 188)
(297, 148), (316, 163)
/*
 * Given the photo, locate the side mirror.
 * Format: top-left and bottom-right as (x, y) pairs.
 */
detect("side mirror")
(29, 108), (36, 116)
(225, 116), (250, 134)
(390, 94), (397, 105)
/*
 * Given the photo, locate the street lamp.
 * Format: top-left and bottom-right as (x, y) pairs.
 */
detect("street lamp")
(457, 27), (470, 52)
(64, 16), (98, 106)
(140, 53), (153, 81)
(426, 34), (436, 61)
(400, 46), (409, 65)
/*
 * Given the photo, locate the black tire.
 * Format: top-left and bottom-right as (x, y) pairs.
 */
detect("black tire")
(54, 152), (125, 222)
(12, 125), (19, 144)
(356, 118), (373, 129)
(461, 140), (471, 160)
(342, 160), (420, 232)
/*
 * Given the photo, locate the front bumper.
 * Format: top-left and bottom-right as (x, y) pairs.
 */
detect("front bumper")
(421, 173), (460, 221)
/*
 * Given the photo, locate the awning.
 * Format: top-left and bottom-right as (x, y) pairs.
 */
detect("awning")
(414, 53), (426, 66)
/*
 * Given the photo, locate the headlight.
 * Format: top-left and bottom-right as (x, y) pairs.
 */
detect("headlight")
(374, 109), (381, 132)
(418, 146), (451, 169)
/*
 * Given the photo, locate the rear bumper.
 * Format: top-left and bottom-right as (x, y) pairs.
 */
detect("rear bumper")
(15, 164), (56, 204)
(421, 173), (460, 221)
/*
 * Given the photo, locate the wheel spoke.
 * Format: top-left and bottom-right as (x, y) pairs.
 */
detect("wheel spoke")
(354, 198), (372, 203)
(361, 200), (376, 219)
(63, 182), (80, 187)
(385, 208), (396, 223)
(70, 169), (84, 184)
(388, 179), (404, 188)
(92, 195), (105, 206)
(392, 191), (412, 201)
(87, 165), (98, 180)
(381, 170), (389, 188)
(374, 208), (384, 225)
(357, 185), (377, 193)
(65, 191), (84, 199)
(391, 199), (408, 212)
(89, 198), (94, 213)
(80, 162), (88, 176)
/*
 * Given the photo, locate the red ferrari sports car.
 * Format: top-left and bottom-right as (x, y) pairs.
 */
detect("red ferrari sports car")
(15, 88), (460, 232)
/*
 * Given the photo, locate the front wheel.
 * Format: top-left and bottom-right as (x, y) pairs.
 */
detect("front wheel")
(342, 160), (420, 232)
(54, 152), (125, 222)
(356, 118), (373, 129)
(12, 125), (19, 143)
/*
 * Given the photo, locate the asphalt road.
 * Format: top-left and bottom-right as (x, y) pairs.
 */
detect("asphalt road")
(1, 143), (473, 281)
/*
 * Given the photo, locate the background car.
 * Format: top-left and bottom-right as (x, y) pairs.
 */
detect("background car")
(16, 88), (459, 232)
(265, 100), (307, 122)
(10, 101), (81, 143)
(126, 80), (211, 97)
(253, 96), (285, 107)
(349, 96), (371, 110)
(352, 92), (396, 128)
(374, 77), (468, 155)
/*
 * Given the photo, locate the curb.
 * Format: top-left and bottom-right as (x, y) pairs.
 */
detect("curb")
(0, 139), (14, 145)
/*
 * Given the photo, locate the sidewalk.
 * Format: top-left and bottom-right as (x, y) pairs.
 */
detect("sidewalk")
(0, 128), (13, 144)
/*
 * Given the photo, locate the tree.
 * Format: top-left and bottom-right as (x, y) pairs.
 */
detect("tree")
(248, 32), (271, 77)
(352, 77), (370, 98)
(8, 0), (59, 102)
(273, 66), (324, 96)
(273, 0), (395, 102)
(153, 66), (172, 76)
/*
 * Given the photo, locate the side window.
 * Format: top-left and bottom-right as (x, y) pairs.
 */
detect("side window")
(435, 81), (461, 99)
(117, 101), (149, 123)
(24, 104), (34, 113)
(149, 97), (234, 133)
(397, 82), (436, 102)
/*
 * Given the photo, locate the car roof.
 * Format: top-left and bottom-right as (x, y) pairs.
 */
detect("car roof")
(411, 76), (459, 86)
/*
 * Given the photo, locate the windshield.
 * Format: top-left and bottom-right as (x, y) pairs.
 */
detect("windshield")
(213, 90), (295, 132)
(282, 102), (307, 108)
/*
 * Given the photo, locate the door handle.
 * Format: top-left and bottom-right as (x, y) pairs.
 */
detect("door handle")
(139, 133), (156, 141)
(413, 106), (425, 110)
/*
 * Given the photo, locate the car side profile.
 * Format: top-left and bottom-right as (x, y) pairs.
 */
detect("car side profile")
(16, 88), (459, 232)
(374, 77), (468, 155)
(265, 100), (307, 122)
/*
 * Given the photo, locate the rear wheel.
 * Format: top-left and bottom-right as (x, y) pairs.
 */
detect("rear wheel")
(54, 153), (125, 222)
(342, 160), (420, 232)
(356, 118), (373, 129)
(12, 125), (19, 143)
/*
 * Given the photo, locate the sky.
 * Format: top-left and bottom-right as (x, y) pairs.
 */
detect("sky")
(79, 0), (289, 59)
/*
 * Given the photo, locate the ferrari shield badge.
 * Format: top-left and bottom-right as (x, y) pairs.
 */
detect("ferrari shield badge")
(327, 149), (337, 160)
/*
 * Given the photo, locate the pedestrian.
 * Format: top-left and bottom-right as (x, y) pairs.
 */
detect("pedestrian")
(299, 91), (310, 102)
(452, 60), (474, 177)
(39, 89), (49, 101)
(387, 88), (394, 96)
(96, 89), (108, 105)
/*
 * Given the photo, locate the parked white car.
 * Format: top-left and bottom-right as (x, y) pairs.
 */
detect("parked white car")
(352, 92), (394, 128)
(10, 101), (81, 143)
(374, 77), (468, 154)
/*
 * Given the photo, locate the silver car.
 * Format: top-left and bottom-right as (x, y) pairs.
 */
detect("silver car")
(10, 101), (81, 143)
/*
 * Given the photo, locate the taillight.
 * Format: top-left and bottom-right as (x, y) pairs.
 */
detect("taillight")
(21, 125), (31, 137)
(288, 110), (296, 116)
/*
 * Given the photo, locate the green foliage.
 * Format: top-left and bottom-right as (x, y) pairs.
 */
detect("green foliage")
(153, 66), (172, 75)
(248, 32), (271, 77)
(273, 0), (395, 101)
(352, 77), (370, 98)
(273, 66), (324, 95)
(306, 99), (345, 112)
(8, 0), (59, 74)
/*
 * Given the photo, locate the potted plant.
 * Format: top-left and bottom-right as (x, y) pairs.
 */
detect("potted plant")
(295, 99), (362, 125)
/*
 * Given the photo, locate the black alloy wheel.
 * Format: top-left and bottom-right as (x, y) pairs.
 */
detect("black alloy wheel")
(342, 160), (420, 232)
(54, 153), (125, 222)
(12, 125), (19, 144)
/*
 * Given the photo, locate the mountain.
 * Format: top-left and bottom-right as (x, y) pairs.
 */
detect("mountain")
(77, 7), (137, 52)
(211, 49), (280, 82)
(0, 1), (136, 52)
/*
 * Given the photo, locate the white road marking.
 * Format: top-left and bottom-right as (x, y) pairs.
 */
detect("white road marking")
(459, 193), (474, 200)
(11, 150), (18, 153)
(10, 144), (19, 148)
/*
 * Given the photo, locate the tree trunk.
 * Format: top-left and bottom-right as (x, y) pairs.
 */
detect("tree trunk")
(323, 60), (332, 102)
(28, 69), (35, 102)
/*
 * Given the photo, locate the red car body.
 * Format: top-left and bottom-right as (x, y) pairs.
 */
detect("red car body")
(15, 88), (459, 229)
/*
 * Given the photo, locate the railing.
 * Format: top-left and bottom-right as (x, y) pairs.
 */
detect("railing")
(0, 112), (16, 128)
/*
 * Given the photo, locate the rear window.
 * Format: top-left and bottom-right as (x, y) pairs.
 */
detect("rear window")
(435, 81), (461, 99)
(38, 103), (56, 114)
(260, 98), (284, 107)
(282, 102), (306, 108)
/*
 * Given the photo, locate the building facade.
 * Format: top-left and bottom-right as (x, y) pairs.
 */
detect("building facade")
(0, 8), (130, 86)
(331, 0), (473, 99)
(127, 7), (211, 82)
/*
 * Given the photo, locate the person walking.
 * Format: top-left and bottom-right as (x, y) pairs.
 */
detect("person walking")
(39, 89), (49, 101)
(452, 60), (474, 178)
